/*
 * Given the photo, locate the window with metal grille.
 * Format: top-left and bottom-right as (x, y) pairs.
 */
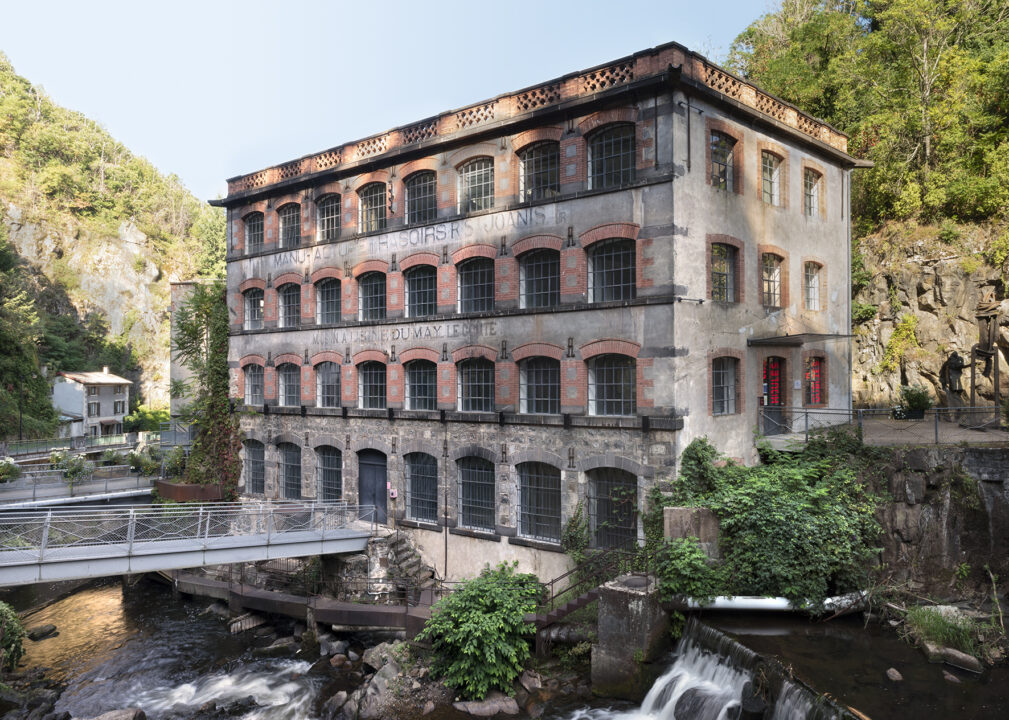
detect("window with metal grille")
(458, 456), (495, 531)
(457, 358), (495, 412)
(244, 441), (265, 494)
(803, 169), (820, 217)
(520, 357), (560, 414)
(710, 132), (735, 192)
(316, 445), (342, 501)
(316, 361), (341, 407)
(244, 364), (264, 405)
(761, 151), (781, 206)
(712, 357), (738, 415)
(277, 363), (301, 407)
(405, 171), (437, 224)
(279, 204), (301, 248)
(588, 468), (637, 549)
(458, 158), (494, 213)
(805, 356), (824, 405)
(520, 249), (560, 308)
(244, 212), (264, 252)
(406, 360), (437, 411)
(278, 442), (301, 499)
(711, 244), (736, 303)
(244, 288), (264, 330)
(358, 272), (386, 321)
(518, 462), (561, 542)
(457, 258), (494, 313)
(406, 452), (438, 522)
(804, 262), (821, 311)
(358, 361), (386, 409)
(589, 124), (635, 189)
(317, 195), (341, 242)
(279, 283), (301, 328)
(519, 142), (560, 202)
(406, 265), (437, 317)
(761, 254), (782, 307)
(316, 279), (341, 324)
(589, 354), (636, 416)
(359, 183), (387, 233)
(589, 238), (636, 302)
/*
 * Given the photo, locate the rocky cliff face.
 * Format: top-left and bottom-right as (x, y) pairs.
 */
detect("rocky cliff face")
(3, 203), (170, 405)
(853, 224), (1008, 409)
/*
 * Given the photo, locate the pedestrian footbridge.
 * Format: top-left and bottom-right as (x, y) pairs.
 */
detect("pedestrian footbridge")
(0, 502), (375, 586)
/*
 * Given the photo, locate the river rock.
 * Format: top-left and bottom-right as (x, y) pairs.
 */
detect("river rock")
(252, 636), (297, 658)
(26, 624), (58, 641)
(886, 667), (903, 682)
(321, 690), (348, 720)
(422, 700), (435, 715)
(452, 692), (519, 717)
(347, 650), (360, 662)
(922, 641), (944, 662)
(362, 642), (397, 671)
(943, 670), (962, 684)
(200, 602), (229, 619)
(330, 640), (349, 655)
(76, 710), (147, 720)
(330, 653), (349, 667)
(941, 647), (983, 673)
(518, 670), (542, 694)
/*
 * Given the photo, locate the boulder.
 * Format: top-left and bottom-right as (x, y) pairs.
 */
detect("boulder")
(77, 710), (147, 720)
(942, 647), (983, 673)
(321, 690), (348, 720)
(330, 654), (349, 668)
(518, 670), (542, 694)
(361, 642), (397, 671)
(452, 692), (519, 717)
(26, 624), (58, 641)
(252, 636), (297, 658)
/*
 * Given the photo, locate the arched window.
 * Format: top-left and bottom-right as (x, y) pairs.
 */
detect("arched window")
(589, 238), (636, 303)
(405, 359), (437, 411)
(804, 169), (822, 217)
(358, 272), (386, 321)
(518, 462), (561, 542)
(244, 365), (264, 406)
(277, 363), (301, 407)
(278, 203), (301, 248)
(244, 212), (264, 253)
(244, 288), (264, 330)
(278, 283), (301, 328)
(316, 445), (342, 501)
(359, 183), (386, 233)
(316, 361), (341, 408)
(244, 440), (265, 495)
(278, 442), (301, 499)
(519, 249), (560, 309)
(519, 142), (559, 202)
(358, 361), (387, 409)
(457, 358), (494, 412)
(405, 171), (437, 224)
(458, 158), (494, 213)
(457, 456), (494, 531)
(405, 452), (438, 522)
(588, 124), (635, 189)
(587, 468), (637, 549)
(317, 194), (341, 242)
(710, 132), (736, 192)
(588, 354), (636, 416)
(520, 357), (560, 414)
(457, 258), (494, 313)
(405, 265), (437, 318)
(316, 279), (341, 324)
(761, 151), (783, 206)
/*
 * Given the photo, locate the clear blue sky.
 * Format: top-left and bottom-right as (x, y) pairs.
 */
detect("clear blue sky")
(0, 0), (769, 202)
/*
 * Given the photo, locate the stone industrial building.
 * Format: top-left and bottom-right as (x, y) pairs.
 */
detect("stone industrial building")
(213, 41), (862, 579)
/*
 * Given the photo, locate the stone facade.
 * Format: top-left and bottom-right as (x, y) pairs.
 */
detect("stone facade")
(214, 41), (860, 581)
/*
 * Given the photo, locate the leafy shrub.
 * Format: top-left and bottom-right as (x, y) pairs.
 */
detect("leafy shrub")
(653, 538), (722, 604)
(561, 502), (590, 565)
(100, 450), (126, 466)
(0, 457), (20, 483)
(0, 601), (25, 670)
(899, 385), (933, 412)
(416, 563), (542, 700)
(50, 450), (91, 487)
(852, 302), (878, 325)
(128, 450), (160, 476)
(163, 446), (186, 478)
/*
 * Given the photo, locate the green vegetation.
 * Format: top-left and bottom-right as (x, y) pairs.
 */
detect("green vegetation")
(123, 403), (169, 433)
(417, 563), (542, 700)
(0, 458), (20, 484)
(49, 450), (91, 487)
(172, 280), (241, 496)
(902, 605), (978, 655)
(878, 313), (919, 373)
(647, 432), (882, 609)
(898, 384), (934, 412)
(0, 601), (25, 671)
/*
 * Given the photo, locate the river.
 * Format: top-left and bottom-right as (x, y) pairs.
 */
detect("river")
(13, 582), (1009, 719)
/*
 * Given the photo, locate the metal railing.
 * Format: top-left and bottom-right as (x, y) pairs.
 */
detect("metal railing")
(0, 502), (377, 564)
(758, 405), (1005, 446)
(540, 547), (638, 614)
(0, 465), (150, 502)
(2, 437), (73, 457)
(159, 421), (195, 447)
(85, 433), (130, 449)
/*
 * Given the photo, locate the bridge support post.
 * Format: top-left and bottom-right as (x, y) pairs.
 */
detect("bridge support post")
(228, 589), (243, 615)
(121, 573), (144, 596)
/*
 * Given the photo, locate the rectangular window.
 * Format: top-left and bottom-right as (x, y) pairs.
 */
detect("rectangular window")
(406, 361), (437, 411)
(245, 443), (265, 494)
(520, 358), (560, 414)
(279, 204), (301, 248)
(590, 239), (636, 303)
(458, 259), (494, 313)
(245, 213), (264, 252)
(761, 151), (781, 206)
(358, 273), (387, 321)
(115, 385), (124, 394)
(761, 254), (782, 307)
(710, 132), (735, 192)
(245, 366), (264, 406)
(520, 250), (560, 309)
(458, 360), (495, 412)
(520, 142), (560, 202)
(459, 158), (494, 213)
(359, 183), (387, 233)
(805, 357), (823, 405)
(358, 363), (387, 410)
(316, 281), (340, 324)
(87, 401), (100, 417)
(316, 363), (341, 408)
(712, 357), (737, 415)
(406, 172), (438, 224)
(589, 125), (635, 189)
(245, 289), (264, 330)
(406, 453), (438, 522)
(804, 169), (820, 217)
(406, 266), (437, 318)
(710, 244), (736, 303)
(317, 196), (341, 242)
(113, 400), (126, 414)
(88, 386), (98, 396)
(804, 262), (821, 311)
(518, 463), (561, 543)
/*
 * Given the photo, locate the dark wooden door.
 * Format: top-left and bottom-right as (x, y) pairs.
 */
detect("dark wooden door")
(763, 357), (786, 435)
(358, 450), (388, 523)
